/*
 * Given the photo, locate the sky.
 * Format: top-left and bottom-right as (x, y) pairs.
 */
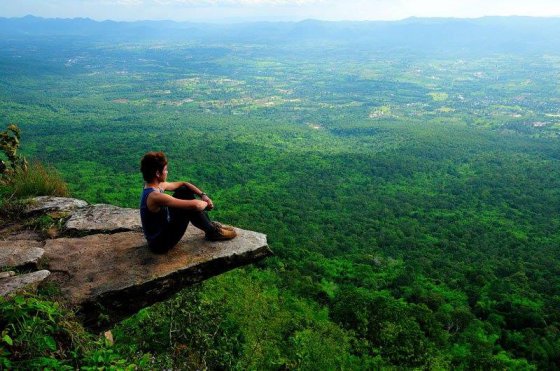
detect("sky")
(1, 0), (559, 22)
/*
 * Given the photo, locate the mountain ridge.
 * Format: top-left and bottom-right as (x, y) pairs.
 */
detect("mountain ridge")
(2, 15), (560, 53)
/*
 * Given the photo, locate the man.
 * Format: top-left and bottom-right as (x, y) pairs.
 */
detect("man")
(140, 151), (236, 253)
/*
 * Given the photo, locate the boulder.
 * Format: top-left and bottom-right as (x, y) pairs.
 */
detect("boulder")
(0, 240), (44, 269)
(43, 227), (271, 331)
(65, 204), (141, 234)
(25, 196), (88, 215)
(0, 270), (50, 297)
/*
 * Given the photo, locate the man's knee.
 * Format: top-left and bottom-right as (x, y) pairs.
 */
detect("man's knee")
(173, 185), (196, 200)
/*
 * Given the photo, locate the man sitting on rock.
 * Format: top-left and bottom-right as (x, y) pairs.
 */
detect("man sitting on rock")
(140, 151), (236, 253)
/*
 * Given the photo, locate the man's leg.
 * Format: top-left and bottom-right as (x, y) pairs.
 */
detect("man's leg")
(148, 186), (202, 253)
(171, 185), (236, 242)
(170, 185), (216, 233)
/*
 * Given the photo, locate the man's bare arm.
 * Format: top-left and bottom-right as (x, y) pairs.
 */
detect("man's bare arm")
(160, 181), (214, 210)
(161, 181), (203, 195)
(147, 191), (207, 212)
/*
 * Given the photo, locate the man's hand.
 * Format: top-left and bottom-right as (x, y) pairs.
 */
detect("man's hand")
(201, 194), (214, 210)
(194, 200), (208, 211)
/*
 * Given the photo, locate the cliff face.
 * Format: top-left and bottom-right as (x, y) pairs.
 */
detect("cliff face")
(0, 196), (272, 332)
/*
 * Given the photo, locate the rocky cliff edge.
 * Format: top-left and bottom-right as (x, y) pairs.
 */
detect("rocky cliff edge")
(0, 196), (272, 332)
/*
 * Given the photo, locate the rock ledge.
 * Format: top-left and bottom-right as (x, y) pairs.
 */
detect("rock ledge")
(1, 196), (272, 332)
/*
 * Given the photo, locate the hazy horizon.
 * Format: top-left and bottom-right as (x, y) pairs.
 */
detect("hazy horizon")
(2, 0), (560, 23)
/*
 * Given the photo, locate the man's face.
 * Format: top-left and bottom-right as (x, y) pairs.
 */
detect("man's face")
(160, 165), (168, 182)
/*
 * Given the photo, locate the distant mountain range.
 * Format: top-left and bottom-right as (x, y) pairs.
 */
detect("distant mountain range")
(1, 15), (560, 53)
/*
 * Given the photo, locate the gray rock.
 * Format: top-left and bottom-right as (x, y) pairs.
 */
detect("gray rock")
(25, 196), (88, 215)
(43, 227), (272, 331)
(65, 204), (141, 234)
(0, 270), (50, 297)
(0, 240), (44, 269)
(0, 271), (16, 279)
(1, 230), (43, 241)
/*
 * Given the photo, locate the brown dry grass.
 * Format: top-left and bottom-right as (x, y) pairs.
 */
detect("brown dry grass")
(9, 161), (69, 198)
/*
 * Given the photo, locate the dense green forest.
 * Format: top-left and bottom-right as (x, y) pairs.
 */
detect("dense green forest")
(1, 17), (560, 369)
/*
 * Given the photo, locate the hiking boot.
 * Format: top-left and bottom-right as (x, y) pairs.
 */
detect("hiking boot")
(206, 226), (237, 241)
(212, 221), (235, 231)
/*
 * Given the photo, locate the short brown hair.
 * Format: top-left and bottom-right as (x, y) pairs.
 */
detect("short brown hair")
(140, 151), (167, 182)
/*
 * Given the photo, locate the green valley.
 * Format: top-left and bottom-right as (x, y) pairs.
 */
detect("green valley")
(1, 17), (560, 369)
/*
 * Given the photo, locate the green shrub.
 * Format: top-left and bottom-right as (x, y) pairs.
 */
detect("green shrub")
(0, 293), (149, 369)
(0, 124), (28, 180)
(1, 124), (68, 200)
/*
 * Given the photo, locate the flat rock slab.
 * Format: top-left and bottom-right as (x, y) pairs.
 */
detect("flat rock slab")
(0, 229), (43, 241)
(43, 227), (271, 331)
(0, 240), (45, 269)
(65, 204), (141, 234)
(26, 196), (88, 215)
(0, 270), (50, 297)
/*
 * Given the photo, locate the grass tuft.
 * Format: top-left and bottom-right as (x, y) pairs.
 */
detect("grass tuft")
(0, 161), (69, 226)
(9, 161), (69, 199)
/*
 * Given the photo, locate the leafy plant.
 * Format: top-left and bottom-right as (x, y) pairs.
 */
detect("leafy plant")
(0, 293), (149, 369)
(0, 124), (27, 181)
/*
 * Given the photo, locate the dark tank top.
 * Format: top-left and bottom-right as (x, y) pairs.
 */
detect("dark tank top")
(140, 187), (169, 242)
